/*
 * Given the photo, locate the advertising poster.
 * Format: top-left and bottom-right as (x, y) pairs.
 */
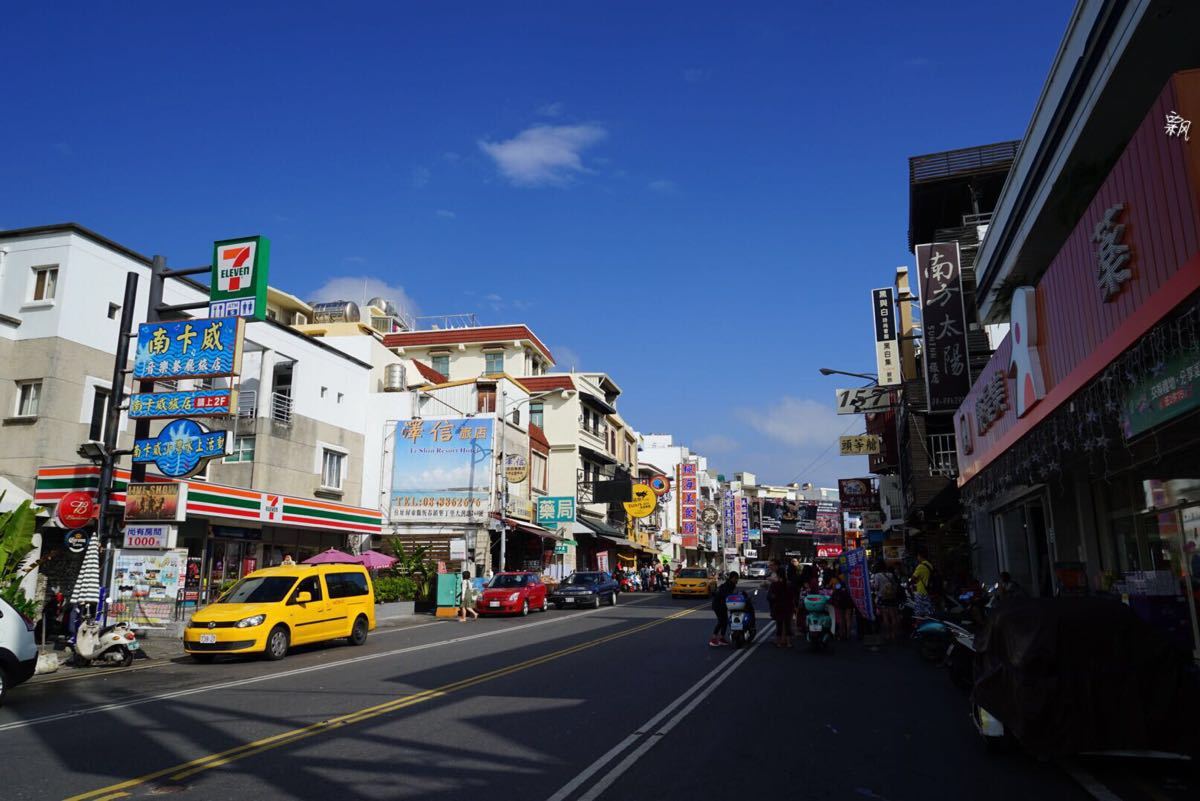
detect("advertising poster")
(125, 483), (186, 522)
(838, 547), (875, 621)
(390, 417), (495, 523)
(815, 500), (842, 538)
(110, 548), (188, 628)
(873, 287), (901, 386)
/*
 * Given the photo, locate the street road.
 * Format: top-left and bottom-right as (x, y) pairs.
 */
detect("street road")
(0, 589), (1175, 801)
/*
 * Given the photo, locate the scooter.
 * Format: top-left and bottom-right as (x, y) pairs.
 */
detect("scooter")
(726, 590), (757, 648)
(71, 618), (139, 667)
(803, 593), (835, 651)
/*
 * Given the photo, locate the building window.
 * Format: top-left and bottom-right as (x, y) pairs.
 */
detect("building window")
(485, 352), (504, 375)
(478, 387), (496, 413)
(337, 392), (344, 404)
(321, 448), (345, 489)
(532, 453), (548, 493)
(510, 408), (520, 425)
(88, 387), (110, 441)
(31, 266), (58, 301)
(16, 380), (41, 417)
(266, 308), (278, 321)
(320, 386), (328, 398)
(430, 353), (450, 376)
(226, 435), (256, 463)
(529, 402), (543, 428)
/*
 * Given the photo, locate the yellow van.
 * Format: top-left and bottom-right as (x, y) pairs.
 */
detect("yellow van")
(184, 564), (376, 662)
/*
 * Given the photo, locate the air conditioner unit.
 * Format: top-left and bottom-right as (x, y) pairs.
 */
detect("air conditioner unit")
(292, 311), (308, 325)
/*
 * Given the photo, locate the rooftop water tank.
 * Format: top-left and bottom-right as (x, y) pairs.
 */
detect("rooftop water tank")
(310, 301), (361, 323)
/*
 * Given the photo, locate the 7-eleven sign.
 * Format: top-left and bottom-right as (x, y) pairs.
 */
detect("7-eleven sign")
(210, 235), (270, 321)
(261, 493), (283, 522)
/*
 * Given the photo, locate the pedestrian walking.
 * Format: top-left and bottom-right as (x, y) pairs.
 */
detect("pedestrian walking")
(911, 548), (935, 618)
(767, 560), (794, 648)
(709, 572), (742, 646)
(458, 570), (479, 622)
(829, 575), (855, 640)
(871, 561), (902, 642)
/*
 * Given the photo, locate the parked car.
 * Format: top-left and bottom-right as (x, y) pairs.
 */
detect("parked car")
(478, 572), (548, 616)
(0, 596), (38, 706)
(548, 571), (620, 609)
(184, 564), (376, 662)
(746, 561), (771, 579)
(672, 567), (718, 599)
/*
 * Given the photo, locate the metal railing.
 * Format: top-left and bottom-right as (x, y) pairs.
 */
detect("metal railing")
(237, 389), (257, 418)
(271, 391), (293, 427)
(928, 433), (959, 478)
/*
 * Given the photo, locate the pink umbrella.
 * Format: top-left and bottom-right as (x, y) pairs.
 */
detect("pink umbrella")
(358, 550), (397, 570)
(302, 548), (359, 564)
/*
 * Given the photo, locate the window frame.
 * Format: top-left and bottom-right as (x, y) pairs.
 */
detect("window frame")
(484, 351), (504, 375)
(15, 379), (41, 417)
(320, 447), (347, 490)
(29, 265), (58, 302)
(429, 352), (450, 376)
(225, 434), (256, 463)
(529, 401), (544, 429)
(88, 386), (111, 442)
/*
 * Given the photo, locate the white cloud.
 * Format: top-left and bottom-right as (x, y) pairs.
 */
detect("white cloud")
(736, 397), (850, 448)
(536, 101), (565, 117)
(435, 209), (457, 219)
(692, 434), (737, 454)
(478, 124), (608, 187)
(648, 179), (677, 194)
(398, 463), (474, 490)
(551, 344), (582, 371)
(309, 276), (419, 319)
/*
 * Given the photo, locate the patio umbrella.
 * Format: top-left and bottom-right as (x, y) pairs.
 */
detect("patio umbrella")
(357, 550), (396, 570)
(71, 535), (101, 610)
(302, 548), (359, 564)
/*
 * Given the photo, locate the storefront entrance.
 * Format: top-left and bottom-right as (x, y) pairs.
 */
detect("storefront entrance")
(993, 494), (1053, 598)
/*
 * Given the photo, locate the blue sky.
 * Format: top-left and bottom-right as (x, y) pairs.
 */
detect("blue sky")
(1, 1), (1073, 487)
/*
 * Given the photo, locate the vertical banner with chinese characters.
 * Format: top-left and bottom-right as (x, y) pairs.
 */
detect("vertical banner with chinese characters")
(739, 497), (749, 544)
(723, 489), (735, 548)
(916, 242), (973, 412)
(872, 287), (901, 386)
(390, 417), (495, 523)
(678, 461), (699, 548)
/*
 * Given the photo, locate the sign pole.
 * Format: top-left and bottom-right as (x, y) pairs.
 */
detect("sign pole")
(96, 272), (140, 618)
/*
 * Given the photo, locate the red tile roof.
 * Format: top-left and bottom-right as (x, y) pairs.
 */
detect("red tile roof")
(529, 423), (550, 452)
(519, 375), (575, 393)
(412, 360), (448, 384)
(384, 325), (554, 364)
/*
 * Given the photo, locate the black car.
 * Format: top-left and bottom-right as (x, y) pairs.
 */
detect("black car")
(548, 571), (620, 609)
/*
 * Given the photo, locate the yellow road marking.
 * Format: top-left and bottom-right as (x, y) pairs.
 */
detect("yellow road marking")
(64, 604), (703, 801)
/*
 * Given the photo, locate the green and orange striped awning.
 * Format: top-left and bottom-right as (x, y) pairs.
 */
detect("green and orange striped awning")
(35, 464), (382, 535)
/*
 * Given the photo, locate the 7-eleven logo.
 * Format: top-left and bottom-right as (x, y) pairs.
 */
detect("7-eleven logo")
(217, 241), (256, 293)
(262, 494), (282, 521)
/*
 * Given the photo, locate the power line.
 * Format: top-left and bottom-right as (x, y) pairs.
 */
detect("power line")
(786, 418), (864, 486)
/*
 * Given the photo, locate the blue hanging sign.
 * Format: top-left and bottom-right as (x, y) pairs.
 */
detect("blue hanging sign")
(132, 419), (228, 478)
(133, 317), (244, 380)
(129, 388), (237, 419)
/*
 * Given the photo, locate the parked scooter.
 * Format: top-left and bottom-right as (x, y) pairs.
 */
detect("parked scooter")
(726, 589), (757, 648)
(71, 618), (140, 667)
(803, 593), (835, 650)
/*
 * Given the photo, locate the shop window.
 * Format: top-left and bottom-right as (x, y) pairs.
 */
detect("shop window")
(321, 448), (345, 489)
(15, 380), (41, 417)
(430, 353), (449, 376)
(88, 386), (111, 442)
(532, 453), (548, 492)
(485, 352), (504, 375)
(226, 435), (256, 463)
(30, 265), (57, 301)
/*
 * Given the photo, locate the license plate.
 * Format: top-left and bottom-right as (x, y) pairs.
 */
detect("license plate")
(489, 601), (500, 608)
(730, 616), (744, 631)
(563, 597), (574, 604)
(199, 634), (217, 644)
(809, 623), (824, 632)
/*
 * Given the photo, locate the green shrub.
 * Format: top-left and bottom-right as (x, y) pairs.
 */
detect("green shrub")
(374, 575), (418, 603)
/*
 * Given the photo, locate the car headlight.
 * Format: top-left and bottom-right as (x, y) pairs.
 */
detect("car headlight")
(507, 592), (520, 602)
(236, 614), (266, 628)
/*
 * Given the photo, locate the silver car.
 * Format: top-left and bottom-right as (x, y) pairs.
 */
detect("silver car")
(746, 561), (771, 579)
(0, 596), (38, 706)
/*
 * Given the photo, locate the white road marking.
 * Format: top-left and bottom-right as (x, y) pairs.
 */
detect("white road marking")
(546, 621), (775, 801)
(0, 595), (661, 733)
(1061, 762), (1127, 801)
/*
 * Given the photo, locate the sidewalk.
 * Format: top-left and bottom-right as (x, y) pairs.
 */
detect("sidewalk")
(27, 612), (440, 684)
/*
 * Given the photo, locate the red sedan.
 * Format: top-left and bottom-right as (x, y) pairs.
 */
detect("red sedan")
(477, 572), (548, 616)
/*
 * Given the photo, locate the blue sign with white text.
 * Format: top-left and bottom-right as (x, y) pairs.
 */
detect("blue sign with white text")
(133, 318), (244, 380)
(129, 389), (236, 419)
(133, 419), (227, 478)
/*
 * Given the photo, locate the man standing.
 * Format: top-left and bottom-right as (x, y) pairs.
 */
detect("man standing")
(911, 548), (934, 618)
(709, 571), (742, 646)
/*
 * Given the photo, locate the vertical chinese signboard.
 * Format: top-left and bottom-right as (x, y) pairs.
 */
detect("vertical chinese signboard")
(210, 235), (271, 320)
(872, 287), (901, 386)
(916, 242), (973, 413)
(678, 461), (698, 548)
(739, 497), (749, 544)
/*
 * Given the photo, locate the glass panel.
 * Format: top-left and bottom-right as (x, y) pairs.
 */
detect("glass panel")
(430, 355), (449, 375)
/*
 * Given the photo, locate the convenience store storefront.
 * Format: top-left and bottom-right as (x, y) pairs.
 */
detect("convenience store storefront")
(35, 465), (382, 606)
(955, 72), (1200, 658)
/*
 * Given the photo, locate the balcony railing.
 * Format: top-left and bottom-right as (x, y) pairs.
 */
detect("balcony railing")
(271, 391), (293, 428)
(237, 389), (257, 418)
(928, 433), (958, 478)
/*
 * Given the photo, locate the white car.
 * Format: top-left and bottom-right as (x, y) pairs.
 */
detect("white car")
(746, 561), (771, 579)
(0, 596), (38, 706)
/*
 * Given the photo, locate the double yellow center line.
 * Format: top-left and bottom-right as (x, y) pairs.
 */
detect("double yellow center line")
(68, 604), (703, 801)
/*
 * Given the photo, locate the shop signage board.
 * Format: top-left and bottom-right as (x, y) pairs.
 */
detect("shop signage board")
(449, 539), (467, 561)
(839, 434), (881, 456)
(701, 507), (718, 525)
(678, 461), (698, 548)
(129, 389), (237, 419)
(536, 496), (575, 528)
(56, 491), (97, 529)
(133, 317), (244, 380)
(835, 386), (896, 415)
(503, 453), (529, 483)
(838, 547), (875, 621)
(1121, 351), (1200, 438)
(132, 419), (227, 479)
(744, 548), (758, 558)
(623, 484), (657, 519)
(916, 242), (973, 413)
(125, 483), (187, 522)
(554, 543), (569, 555)
(389, 417), (495, 524)
(65, 530), (88, 553)
(210, 235), (271, 320)
(110, 548), (188, 629)
(861, 511), (884, 530)
(872, 287), (901, 386)
(838, 478), (878, 512)
(122, 524), (176, 549)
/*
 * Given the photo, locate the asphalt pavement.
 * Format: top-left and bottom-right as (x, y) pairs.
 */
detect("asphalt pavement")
(0, 588), (1192, 801)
